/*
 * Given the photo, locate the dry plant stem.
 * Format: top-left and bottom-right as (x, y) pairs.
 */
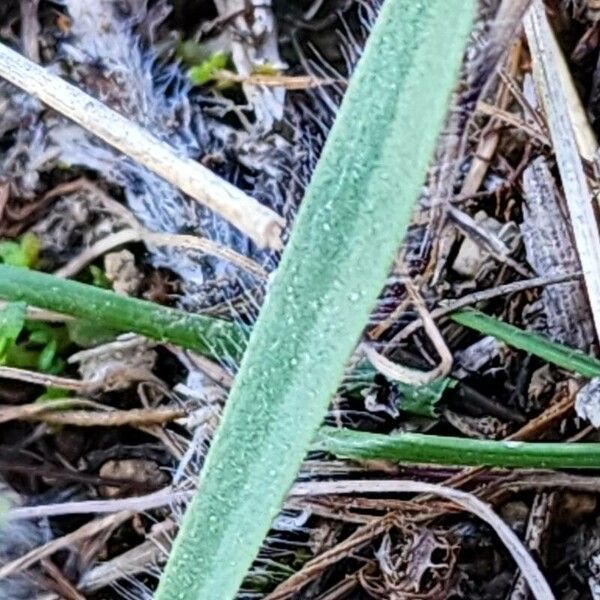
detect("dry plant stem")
(477, 0), (533, 97)
(499, 71), (548, 134)
(284, 480), (553, 600)
(363, 283), (452, 384)
(0, 511), (132, 579)
(476, 100), (549, 145)
(529, 11), (597, 161)
(53, 229), (140, 278)
(265, 514), (396, 600)
(214, 70), (340, 90)
(54, 228), (267, 280)
(507, 391), (577, 440)
(78, 520), (176, 593)
(438, 0), (532, 221)
(0, 398), (108, 424)
(0, 365), (96, 392)
(447, 205), (530, 277)
(393, 272), (580, 341)
(7, 488), (191, 521)
(53, 180), (268, 278)
(508, 492), (557, 600)
(501, 472), (600, 495)
(0, 397), (184, 427)
(290, 480), (553, 600)
(525, 1), (600, 340)
(460, 40), (521, 196)
(0, 43), (284, 249)
(145, 231), (267, 279)
(19, 407), (185, 427)
(42, 558), (86, 600)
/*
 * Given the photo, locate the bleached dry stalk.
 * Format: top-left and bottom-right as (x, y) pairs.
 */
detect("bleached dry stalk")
(0, 43), (285, 250)
(290, 480), (555, 600)
(525, 1), (600, 343)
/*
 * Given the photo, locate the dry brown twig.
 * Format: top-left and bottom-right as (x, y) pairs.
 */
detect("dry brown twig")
(476, 100), (550, 146)
(41, 558), (86, 600)
(0, 511), (132, 579)
(0, 397), (185, 427)
(0, 365), (97, 392)
(212, 70), (342, 90)
(7, 488), (191, 521)
(54, 228), (268, 280)
(460, 39), (523, 196)
(0, 43), (284, 249)
(0, 303), (71, 323)
(268, 480), (553, 600)
(52, 179), (268, 279)
(265, 513), (396, 600)
(391, 272), (581, 342)
(23, 407), (185, 427)
(290, 481), (553, 600)
(77, 520), (176, 593)
(363, 283), (452, 385)
(508, 492), (557, 600)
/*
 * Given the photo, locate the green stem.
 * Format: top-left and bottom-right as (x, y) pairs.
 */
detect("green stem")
(317, 426), (600, 469)
(451, 309), (600, 378)
(155, 1), (475, 599)
(0, 265), (246, 361)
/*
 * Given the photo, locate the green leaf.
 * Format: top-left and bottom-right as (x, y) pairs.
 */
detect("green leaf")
(0, 302), (26, 343)
(66, 319), (118, 347)
(252, 62), (279, 76)
(19, 321), (69, 373)
(397, 378), (455, 417)
(451, 309), (600, 378)
(0, 240), (24, 267)
(177, 40), (211, 66)
(188, 51), (229, 86)
(156, 1), (476, 598)
(0, 2), (475, 594)
(4, 345), (38, 368)
(37, 337), (58, 372)
(0, 301), (26, 361)
(36, 387), (73, 403)
(345, 361), (453, 417)
(0, 233), (39, 268)
(88, 265), (111, 289)
(20, 233), (40, 268)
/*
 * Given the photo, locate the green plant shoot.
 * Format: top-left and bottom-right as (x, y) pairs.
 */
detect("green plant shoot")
(155, 1), (476, 598)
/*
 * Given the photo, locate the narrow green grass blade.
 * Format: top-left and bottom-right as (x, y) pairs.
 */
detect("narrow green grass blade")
(317, 426), (600, 469)
(0, 265), (246, 361)
(155, 2), (475, 599)
(451, 309), (600, 378)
